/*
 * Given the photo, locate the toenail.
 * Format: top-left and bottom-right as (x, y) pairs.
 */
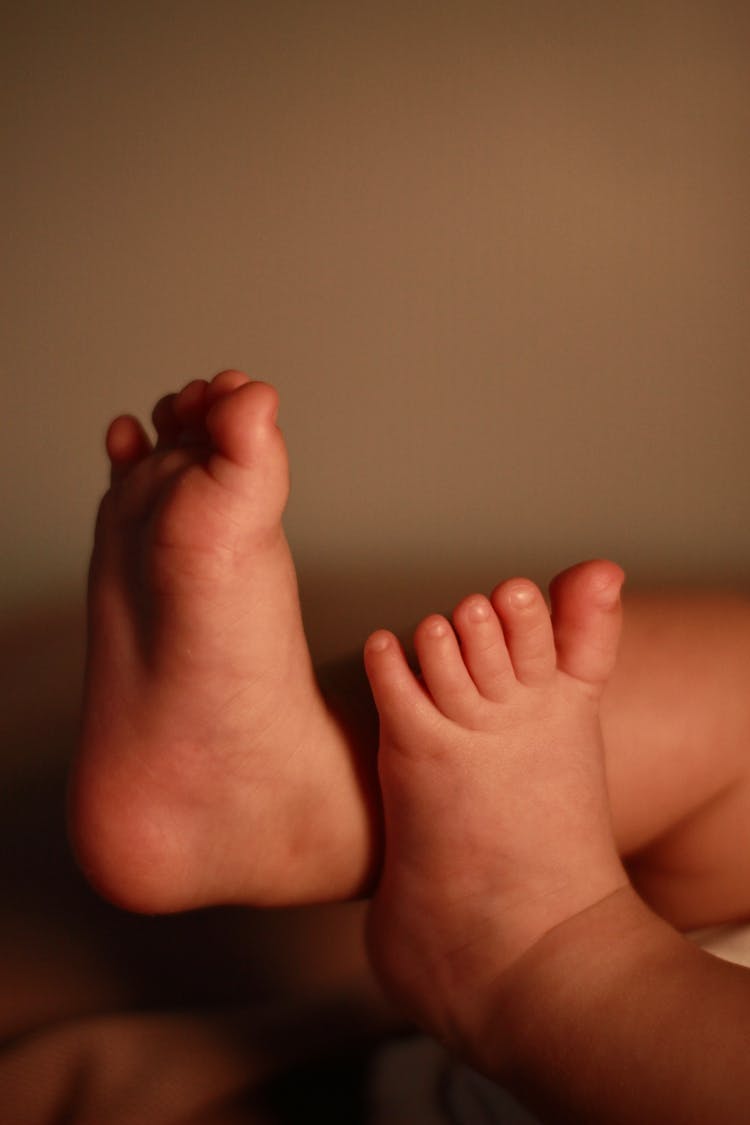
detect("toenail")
(367, 632), (392, 654)
(593, 580), (622, 608)
(425, 618), (450, 638)
(467, 599), (490, 623)
(508, 584), (536, 609)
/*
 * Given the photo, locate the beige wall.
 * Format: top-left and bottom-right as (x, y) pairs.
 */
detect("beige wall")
(3, 1), (749, 660)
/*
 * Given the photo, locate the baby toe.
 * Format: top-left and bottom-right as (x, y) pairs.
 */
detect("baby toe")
(364, 630), (431, 743)
(550, 560), (625, 690)
(205, 369), (251, 406)
(106, 415), (153, 483)
(491, 579), (556, 686)
(205, 380), (280, 469)
(413, 614), (481, 720)
(452, 594), (513, 701)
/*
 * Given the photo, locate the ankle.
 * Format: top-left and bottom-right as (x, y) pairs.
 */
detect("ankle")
(481, 884), (658, 1081)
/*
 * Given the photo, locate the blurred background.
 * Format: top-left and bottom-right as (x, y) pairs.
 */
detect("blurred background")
(3, 0), (749, 664)
(1, 2), (749, 1116)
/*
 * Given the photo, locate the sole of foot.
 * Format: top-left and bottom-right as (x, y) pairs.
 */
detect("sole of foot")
(71, 371), (368, 912)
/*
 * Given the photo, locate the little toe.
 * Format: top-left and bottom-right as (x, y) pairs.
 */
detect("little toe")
(452, 594), (513, 700)
(364, 630), (432, 743)
(550, 560), (625, 690)
(106, 415), (153, 483)
(491, 579), (556, 686)
(413, 614), (481, 720)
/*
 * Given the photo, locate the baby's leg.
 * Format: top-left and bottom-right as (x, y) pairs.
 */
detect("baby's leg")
(71, 371), (378, 911)
(601, 588), (750, 929)
(363, 560), (629, 1042)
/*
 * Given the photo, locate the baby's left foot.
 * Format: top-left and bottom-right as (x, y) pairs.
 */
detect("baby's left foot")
(364, 560), (628, 1047)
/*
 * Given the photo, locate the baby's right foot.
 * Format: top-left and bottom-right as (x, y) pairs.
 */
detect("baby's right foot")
(71, 371), (374, 911)
(363, 561), (629, 1050)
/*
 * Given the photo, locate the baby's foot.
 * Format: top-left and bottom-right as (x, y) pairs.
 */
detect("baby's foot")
(363, 561), (629, 1047)
(71, 371), (372, 911)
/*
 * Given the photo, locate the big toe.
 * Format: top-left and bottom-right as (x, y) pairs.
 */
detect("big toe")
(205, 368), (252, 405)
(550, 560), (625, 689)
(205, 380), (289, 499)
(206, 380), (279, 463)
